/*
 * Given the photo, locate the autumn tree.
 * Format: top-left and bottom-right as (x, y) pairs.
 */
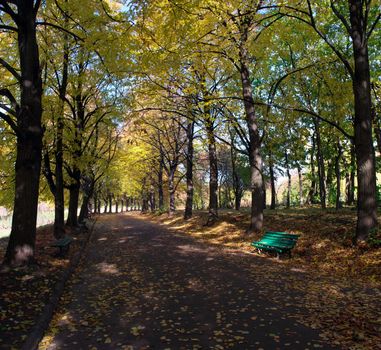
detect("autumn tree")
(281, 0), (381, 241)
(1, 1), (44, 265)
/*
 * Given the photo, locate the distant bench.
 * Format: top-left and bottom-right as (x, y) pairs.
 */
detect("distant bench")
(50, 236), (73, 257)
(251, 231), (300, 258)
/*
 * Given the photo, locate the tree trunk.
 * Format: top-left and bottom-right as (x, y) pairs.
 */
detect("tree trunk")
(346, 144), (356, 205)
(349, 0), (378, 241)
(141, 178), (149, 213)
(307, 132), (317, 205)
(314, 118), (326, 209)
(326, 159), (334, 200)
(297, 163), (303, 207)
(126, 197), (130, 211)
(141, 196), (149, 213)
(108, 194), (112, 213)
(93, 193), (98, 214)
(263, 181), (266, 210)
(218, 184), (223, 209)
(115, 198), (119, 213)
(231, 131), (243, 211)
(53, 10), (69, 239)
(184, 121), (194, 219)
(335, 142), (343, 210)
(3, 2), (43, 265)
(158, 153), (164, 211)
(78, 177), (94, 224)
(200, 181), (205, 210)
(269, 155), (276, 210)
(239, 47), (263, 232)
(285, 151), (291, 209)
(149, 177), (156, 212)
(168, 169), (176, 216)
(373, 113), (381, 156)
(79, 193), (90, 224)
(66, 184), (80, 227)
(205, 117), (218, 220)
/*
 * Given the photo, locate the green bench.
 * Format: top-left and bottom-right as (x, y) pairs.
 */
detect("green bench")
(251, 231), (300, 258)
(50, 236), (73, 257)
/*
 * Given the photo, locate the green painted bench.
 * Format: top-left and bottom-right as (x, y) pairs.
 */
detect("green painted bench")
(50, 236), (73, 256)
(251, 231), (300, 258)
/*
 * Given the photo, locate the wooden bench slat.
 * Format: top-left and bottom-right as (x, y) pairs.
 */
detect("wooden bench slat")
(265, 231), (300, 237)
(252, 242), (295, 250)
(258, 237), (297, 244)
(262, 234), (299, 240)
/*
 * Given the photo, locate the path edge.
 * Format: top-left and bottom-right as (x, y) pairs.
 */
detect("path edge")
(21, 218), (98, 350)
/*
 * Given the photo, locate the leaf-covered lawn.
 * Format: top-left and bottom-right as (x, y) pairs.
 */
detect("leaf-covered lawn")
(0, 225), (84, 349)
(148, 208), (381, 349)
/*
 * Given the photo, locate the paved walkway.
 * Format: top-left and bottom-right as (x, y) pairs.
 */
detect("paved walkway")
(42, 213), (335, 349)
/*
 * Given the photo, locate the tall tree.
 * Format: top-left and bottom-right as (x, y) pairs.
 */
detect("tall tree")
(282, 0), (380, 241)
(1, 1), (44, 265)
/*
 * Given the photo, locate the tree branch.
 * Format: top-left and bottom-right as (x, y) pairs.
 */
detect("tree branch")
(256, 101), (353, 140)
(0, 24), (17, 32)
(0, 0), (19, 24)
(367, 12), (381, 39)
(36, 21), (84, 41)
(330, 0), (352, 35)
(0, 110), (18, 134)
(0, 57), (21, 81)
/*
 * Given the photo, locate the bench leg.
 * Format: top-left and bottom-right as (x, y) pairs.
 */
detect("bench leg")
(63, 244), (71, 256)
(56, 244), (71, 258)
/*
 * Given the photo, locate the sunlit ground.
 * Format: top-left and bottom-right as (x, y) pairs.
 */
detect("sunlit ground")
(148, 208), (381, 284)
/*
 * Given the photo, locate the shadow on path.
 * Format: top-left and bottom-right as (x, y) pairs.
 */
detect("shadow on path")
(43, 213), (336, 350)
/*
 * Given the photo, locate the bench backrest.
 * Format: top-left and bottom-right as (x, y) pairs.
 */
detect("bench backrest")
(259, 231), (299, 248)
(54, 236), (73, 246)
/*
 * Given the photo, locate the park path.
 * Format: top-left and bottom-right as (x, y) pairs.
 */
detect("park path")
(41, 213), (334, 350)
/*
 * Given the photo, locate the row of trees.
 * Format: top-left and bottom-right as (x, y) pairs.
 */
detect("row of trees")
(1, 1), (380, 265)
(123, 0), (380, 242)
(0, 0), (129, 265)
